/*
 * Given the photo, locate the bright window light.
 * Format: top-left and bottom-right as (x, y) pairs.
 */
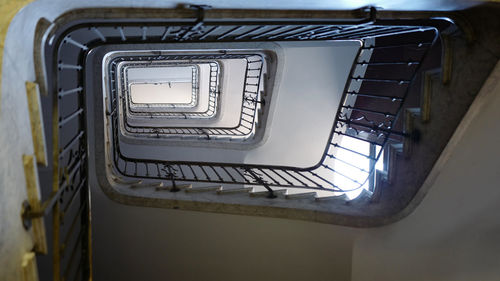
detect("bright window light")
(128, 66), (194, 104)
(130, 82), (193, 104)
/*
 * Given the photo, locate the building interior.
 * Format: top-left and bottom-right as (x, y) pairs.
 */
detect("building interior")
(1, 0), (500, 280)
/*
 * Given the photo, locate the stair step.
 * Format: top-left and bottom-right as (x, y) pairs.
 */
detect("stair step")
(405, 107), (421, 118)
(387, 143), (403, 184)
(370, 170), (388, 203)
(249, 189), (287, 197)
(262, 73), (270, 97)
(285, 191), (317, 199)
(441, 34), (453, 85)
(421, 68), (441, 123)
(404, 107), (421, 157)
(315, 193), (348, 202)
(357, 48), (373, 64)
(130, 181), (163, 189)
(155, 183), (192, 191)
(216, 186), (252, 195)
(348, 189), (373, 204)
(184, 185), (222, 193)
(111, 176), (142, 186)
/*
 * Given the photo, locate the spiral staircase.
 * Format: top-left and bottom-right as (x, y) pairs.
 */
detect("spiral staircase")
(3, 3), (500, 281)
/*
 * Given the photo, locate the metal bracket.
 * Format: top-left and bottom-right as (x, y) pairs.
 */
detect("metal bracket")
(180, 4), (213, 40)
(22, 187), (65, 220)
(246, 169), (277, 199)
(368, 6), (377, 22)
(356, 5), (378, 23)
(21, 200), (33, 230)
(162, 165), (181, 192)
(187, 4), (212, 26)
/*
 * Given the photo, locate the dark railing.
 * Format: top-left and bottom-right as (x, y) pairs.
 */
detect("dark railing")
(50, 20), (438, 198)
(120, 60), (218, 118)
(110, 53), (264, 139)
(104, 28), (438, 197)
(48, 18), (441, 206)
(36, 10), (449, 281)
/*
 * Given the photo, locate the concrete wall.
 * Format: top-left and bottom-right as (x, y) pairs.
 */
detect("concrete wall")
(90, 181), (358, 281)
(351, 61), (500, 281)
(90, 61), (500, 281)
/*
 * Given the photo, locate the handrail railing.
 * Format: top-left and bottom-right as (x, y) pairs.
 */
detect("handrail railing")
(47, 17), (441, 200)
(36, 11), (450, 281)
(121, 61), (218, 117)
(110, 54), (264, 139)
(105, 27), (438, 197)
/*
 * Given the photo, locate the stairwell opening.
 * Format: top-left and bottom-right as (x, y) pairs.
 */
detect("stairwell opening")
(18, 5), (497, 281)
(35, 7), (453, 232)
(128, 65), (198, 106)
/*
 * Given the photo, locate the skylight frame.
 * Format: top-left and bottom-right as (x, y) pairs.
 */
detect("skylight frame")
(119, 60), (218, 117)
(126, 63), (200, 110)
(105, 52), (269, 141)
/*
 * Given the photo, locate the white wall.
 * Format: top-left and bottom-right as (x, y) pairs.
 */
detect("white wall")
(90, 183), (358, 281)
(351, 61), (500, 281)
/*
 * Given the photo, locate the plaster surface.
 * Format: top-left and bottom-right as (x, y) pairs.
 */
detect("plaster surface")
(352, 61), (500, 281)
(0, 5), (38, 280)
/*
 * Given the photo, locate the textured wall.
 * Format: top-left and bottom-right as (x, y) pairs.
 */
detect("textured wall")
(90, 183), (358, 281)
(352, 62), (500, 281)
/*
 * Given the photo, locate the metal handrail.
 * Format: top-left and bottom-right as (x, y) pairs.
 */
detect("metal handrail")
(121, 61), (219, 118)
(111, 54), (264, 139)
(36, 12), (451, 281)
(104, 27), (438, 197)
(50, 18), (440, 199)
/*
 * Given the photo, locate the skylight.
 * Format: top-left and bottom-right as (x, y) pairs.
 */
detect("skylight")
(128, 66), (195, 105)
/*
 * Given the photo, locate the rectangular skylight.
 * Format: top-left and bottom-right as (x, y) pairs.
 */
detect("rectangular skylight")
(129, 82), (193, 104)
(128, 66), (194, 105)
